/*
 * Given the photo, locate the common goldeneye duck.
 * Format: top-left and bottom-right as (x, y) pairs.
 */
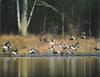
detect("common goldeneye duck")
(29, 48), (39, 54)
(81, 35), (86, 39)
(95, 47), (100, 50)
(50, 46), (59, 54)
(11, 51), (18, 55)
(70, 46), (76, 50)
(69, 43), (79, 50)
(69, 36), (76, 40)
(66, 51), (72, 54)
(11, 49), (19, 55)
(81, 32), (87, 39)
(43, 38), (48, 43)
(49, 40), (56, 45)
(2, 45), (9, 52)
(4, 41), (11, 48)
(60, 43), (70, 49)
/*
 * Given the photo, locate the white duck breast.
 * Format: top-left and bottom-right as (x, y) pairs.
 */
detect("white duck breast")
(50, 42), (55, 46)
(95, 47), (100, 50)
(50, 47), (54, 51)
(3, 46), (8, 51)
(70, 46), (76, 50)
(67, 51), (71, 54)
(72, 36), (76, 39)
(29, 48), (37, 54)
(81, 35), (86, 39)
(65, 45), (70, 49)
(12, 51), (17, 55)
(30, 50), (34, 53)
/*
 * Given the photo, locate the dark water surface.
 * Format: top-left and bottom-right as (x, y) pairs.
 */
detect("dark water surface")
(0, 57), (100, 77)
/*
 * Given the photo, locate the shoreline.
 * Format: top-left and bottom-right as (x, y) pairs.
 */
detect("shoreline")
(0, 34), (100, 55)
(0, 52), (100, 57)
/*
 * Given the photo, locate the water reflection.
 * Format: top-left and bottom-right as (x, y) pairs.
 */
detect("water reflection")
(0, 57), (99, 77)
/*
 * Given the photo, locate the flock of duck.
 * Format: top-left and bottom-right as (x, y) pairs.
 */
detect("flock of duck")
(1, 32), (100, 57)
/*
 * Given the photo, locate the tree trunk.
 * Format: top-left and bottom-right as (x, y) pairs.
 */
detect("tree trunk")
(19, 20), (28, 37)
(17, 0), (21, 34)
(17, 0), (28, 37)
(20, 0), (28, 37)
(17, 0), (37, 37)
(62, 13), (64, 40)
(16, 0), (60, 37)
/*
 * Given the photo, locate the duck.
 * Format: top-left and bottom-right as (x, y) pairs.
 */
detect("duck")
(2, 45), (9, 53)
(70, 46), (76, 50)
(80, 32), (87, 39)
(50, 46), (60, 55)
(65, 51), (72, 54)
(60, 50), (72, 56)
(49, 39), (56, 48)
(95, 47), (100, 51)
(4, 41), (11, 48)
(29, 48), (39, 54)
(69, 43), (79, 50)
(81, 35), (86, 39)
(69, 35), (76, 40)
(2, 41), (12, 54)
(49, 40), (56, 45)
(42, 38), (48, 43)
(59, 43), (70, 49)
(2, 45), (9, 55)
(11, 49), (19, 55)
(41, 38), (48, 44)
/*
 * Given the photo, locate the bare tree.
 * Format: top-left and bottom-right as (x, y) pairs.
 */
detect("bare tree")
(17, 0), (37, 36)
(16, 0), (61, 37)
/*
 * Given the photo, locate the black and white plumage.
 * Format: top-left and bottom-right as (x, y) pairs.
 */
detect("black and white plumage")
(60, 50), (73, 56)
(65, 51), (72, 54)
(11, 49), (19, 55)
(81, 32), (87, 39)
(59, 43), (70, 49)
(49, 40), (56, 46)
(42, 38), (48, 43)
(2, 45), (9, 53)
(70, 46), (76, 50)
(29, 48), (39, 54)
(95, 47), (100, 51)
(81, 35), (86, 39)
(50, 46), (60, 54)
(4, 41), (11, 48)
(60, 43), (79, 50)
(69, 43), (79, 51)
(74, 43), (79, 48)
(2, 41), (12, 54)
(69, 35), (76, 40)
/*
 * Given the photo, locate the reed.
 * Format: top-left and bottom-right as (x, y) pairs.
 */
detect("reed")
(0, 34), (98, 54)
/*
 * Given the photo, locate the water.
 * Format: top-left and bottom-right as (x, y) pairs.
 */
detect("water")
(0, 57), (100, 77)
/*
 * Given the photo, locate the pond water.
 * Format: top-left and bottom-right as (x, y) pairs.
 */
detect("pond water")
(0, 57), (100, 77)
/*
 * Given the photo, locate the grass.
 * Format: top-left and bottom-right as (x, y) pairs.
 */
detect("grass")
(0, 34), (99, 55)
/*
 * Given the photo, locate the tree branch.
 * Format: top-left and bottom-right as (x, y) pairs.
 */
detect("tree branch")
(16, 0), (21, 29)
(27, 0), (37, 26)
(37, 0), (61, 15)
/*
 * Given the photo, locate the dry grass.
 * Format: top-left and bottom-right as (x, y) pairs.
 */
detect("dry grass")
(0, 34), (99, 54)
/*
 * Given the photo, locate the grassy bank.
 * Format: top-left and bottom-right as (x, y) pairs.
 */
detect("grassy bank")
(0, 34), (99, 55)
